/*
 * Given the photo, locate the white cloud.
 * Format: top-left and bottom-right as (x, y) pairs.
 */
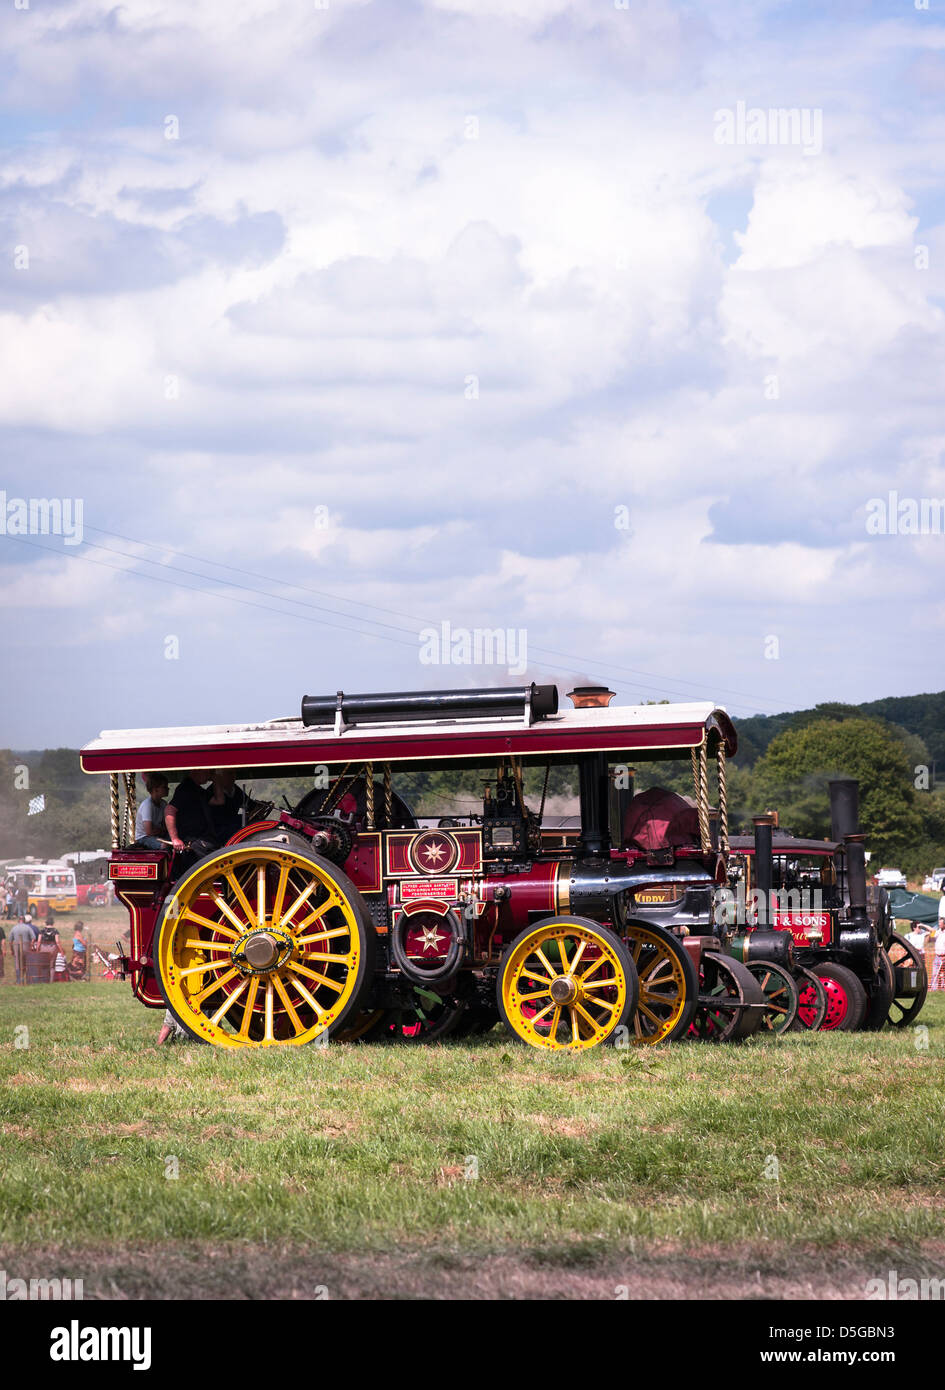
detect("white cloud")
(1, 0), (944, 743)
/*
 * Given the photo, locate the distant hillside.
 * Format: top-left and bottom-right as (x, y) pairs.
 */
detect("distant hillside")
(733, 691), (945, 769)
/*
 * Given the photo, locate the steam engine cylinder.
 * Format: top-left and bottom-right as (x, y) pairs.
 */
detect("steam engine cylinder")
(729, 929), (793, 969)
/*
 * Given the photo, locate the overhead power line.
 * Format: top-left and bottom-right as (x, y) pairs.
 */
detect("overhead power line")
(81, 523), (783, 714)
(9, 526), (781, 715)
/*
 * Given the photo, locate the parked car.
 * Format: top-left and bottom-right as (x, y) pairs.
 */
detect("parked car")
(876, 867), (907, 889)
(922, 867), (945, 892)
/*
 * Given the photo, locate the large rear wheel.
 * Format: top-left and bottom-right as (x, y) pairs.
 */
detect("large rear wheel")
(498, 917), (638, 1051)
(154, 842), (375, 1047)
(885, 933), (929, 1028)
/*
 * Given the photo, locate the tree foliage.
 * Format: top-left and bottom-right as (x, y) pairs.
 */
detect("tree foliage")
(750, 717), (925, 862)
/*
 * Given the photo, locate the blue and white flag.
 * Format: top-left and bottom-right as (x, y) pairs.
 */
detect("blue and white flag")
(27, 794), (45, 816)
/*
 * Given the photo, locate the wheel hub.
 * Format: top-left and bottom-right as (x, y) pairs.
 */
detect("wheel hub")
(233, 927), (294, 976)
(549, 975), (578, 1005)
(244, 932), (280, 968)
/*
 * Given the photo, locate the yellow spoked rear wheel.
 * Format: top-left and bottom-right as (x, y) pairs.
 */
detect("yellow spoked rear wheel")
(623, 921), (697, 1045)
(155, 844), (374, 1047)
(497, 916), (638, 1050)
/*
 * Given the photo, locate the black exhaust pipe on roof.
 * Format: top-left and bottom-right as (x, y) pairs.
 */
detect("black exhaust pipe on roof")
(753, 814), (775, 924)
(828, 777), (870, 934)
(301, 684), (559, 728)
(843, 833), (869, 922)
(829, 778), (859, 842)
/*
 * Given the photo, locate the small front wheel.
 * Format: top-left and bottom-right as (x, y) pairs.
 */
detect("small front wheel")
(690, 953), (765, 1042)
(498, 917), (638, 1051)
(745, 959), (799, 1035)
(789, 966), (828, 1032)
(623, 920), (698, 1045)
(861, 950), (895, 1032)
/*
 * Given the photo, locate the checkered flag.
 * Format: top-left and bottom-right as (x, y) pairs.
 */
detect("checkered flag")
(27, 794), (45, 816)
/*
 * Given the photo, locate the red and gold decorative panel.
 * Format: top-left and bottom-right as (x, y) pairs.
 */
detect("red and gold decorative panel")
(109, 862), (159, 880)
(401, 878), (459, 901)
(385, 829), (481, 878)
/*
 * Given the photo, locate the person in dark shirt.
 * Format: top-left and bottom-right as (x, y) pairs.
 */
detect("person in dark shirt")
(205, 770), (246, 844)
(37, 920), (61, 983)
(165, 771), (214, 849)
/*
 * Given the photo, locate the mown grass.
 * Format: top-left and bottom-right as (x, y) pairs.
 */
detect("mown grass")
(1, 963), (944, 1266)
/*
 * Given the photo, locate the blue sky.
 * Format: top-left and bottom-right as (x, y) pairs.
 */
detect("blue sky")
(1, 0), (944, 747)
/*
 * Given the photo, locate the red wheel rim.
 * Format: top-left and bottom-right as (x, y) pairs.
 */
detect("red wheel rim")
(818, 973), (849, 1030)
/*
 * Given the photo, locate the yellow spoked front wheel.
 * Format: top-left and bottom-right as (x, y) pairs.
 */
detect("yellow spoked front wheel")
(155, 844), (375, 1047)
(623, 920), (697, 1045)
(498, 916), (638, 1050)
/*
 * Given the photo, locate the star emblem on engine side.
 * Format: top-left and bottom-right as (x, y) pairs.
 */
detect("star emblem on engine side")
(417, 924), (446, 953)
(408, 829), (459, 875)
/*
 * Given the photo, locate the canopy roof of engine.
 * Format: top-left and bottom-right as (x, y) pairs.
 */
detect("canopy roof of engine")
(80, 695), (736, 776)
(728, 834), (839, 856)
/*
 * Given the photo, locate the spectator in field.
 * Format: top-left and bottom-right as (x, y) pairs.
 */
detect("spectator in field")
(0, 921), (5, 977)
(157, 1008), (189, 1044)
(8, 916), (35, 984)
(38, 919), (60, 946)
(4, 885), (13, 919)
(933, 900), (945, 991)
(37, 919), (61, 983)
(71, 922), (87, 974)
(15, 885), (28, 919)
(134, 773), (170, 850)
(905, 925), (928, 955)
(205, 769), (246, 844)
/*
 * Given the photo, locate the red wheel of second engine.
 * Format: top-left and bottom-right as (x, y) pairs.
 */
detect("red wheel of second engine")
(814, 963), (867, 1031)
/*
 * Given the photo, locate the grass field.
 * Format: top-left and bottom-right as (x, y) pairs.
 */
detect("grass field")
(1, 907), (944, 1299)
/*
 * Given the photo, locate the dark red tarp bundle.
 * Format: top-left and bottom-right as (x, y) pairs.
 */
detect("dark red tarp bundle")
(622, 786), (700, 850)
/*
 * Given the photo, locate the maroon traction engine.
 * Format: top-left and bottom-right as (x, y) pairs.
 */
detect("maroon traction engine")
(80, 683), (740, 1052)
